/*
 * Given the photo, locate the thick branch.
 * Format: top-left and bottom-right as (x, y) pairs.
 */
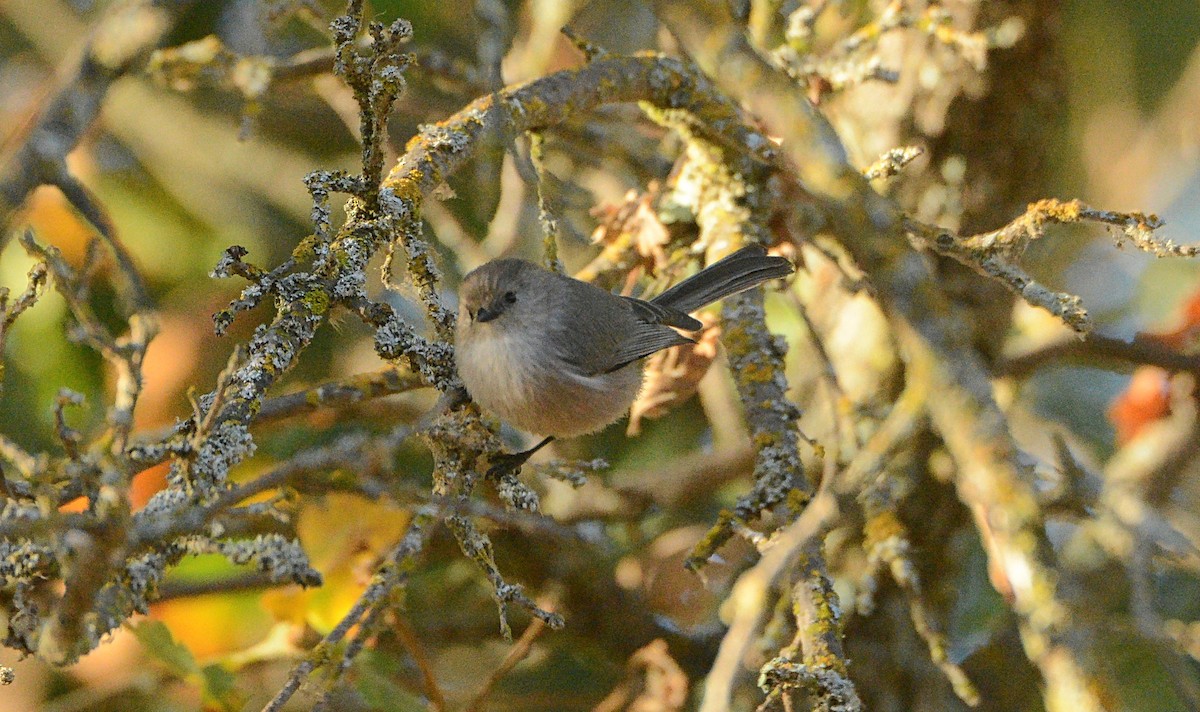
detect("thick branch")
(658, 3), (1114, 709)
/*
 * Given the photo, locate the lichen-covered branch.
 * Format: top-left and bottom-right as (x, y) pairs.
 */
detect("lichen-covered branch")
(655, 2), (1200, 710)
(907, 199), (1179, 334)
(643, 108), (856, 708)
(261, 511), (433, 712)
(364, 40), (809, 649)
(3, 1), (1198, 709)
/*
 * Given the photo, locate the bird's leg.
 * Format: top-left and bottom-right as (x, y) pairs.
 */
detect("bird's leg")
(486, 436), (555, 477)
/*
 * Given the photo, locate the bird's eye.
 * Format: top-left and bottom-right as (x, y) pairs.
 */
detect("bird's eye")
(503, 291), (517, 304)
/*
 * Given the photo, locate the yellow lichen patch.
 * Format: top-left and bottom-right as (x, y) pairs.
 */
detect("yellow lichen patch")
(786, 488), (811, 512)
(685, 510), (739, 570)
(291, 235), (319, 262)
(863, 510), (906, 547)
(719, 325), (753, 354)
(1028, 198), (1082, 224)
(739, 360), (775, 383)
(753, 431), (778, 449)
(301, 289), (330, 316)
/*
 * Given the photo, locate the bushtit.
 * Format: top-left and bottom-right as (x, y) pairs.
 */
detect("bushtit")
(455, 244), (792, 464)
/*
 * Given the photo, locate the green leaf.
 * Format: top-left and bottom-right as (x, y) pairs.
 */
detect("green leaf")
(201, 664), (247, 712)
(130, 620), (199, 678)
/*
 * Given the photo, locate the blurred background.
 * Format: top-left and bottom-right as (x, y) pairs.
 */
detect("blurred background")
(1, 0), (1199, 710)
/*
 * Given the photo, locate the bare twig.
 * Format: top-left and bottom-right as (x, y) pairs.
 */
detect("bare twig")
(997, 332), (1200, 378)
(465, 598), (556, 712)
(392, 614), (448, 711)
(261, 511), (434, 712)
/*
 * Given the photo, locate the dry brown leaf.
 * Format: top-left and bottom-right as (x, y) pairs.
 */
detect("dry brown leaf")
(593, 639), (688, 712)
(589, 184), (670, 273)
(627, 315), (720, 436)
(590, 189), (639, 243)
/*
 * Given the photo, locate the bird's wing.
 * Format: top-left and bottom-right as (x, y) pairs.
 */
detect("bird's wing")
(600, 323), (695, 374)
(554, 276), (697, 376)
(621, 296), (703, 331)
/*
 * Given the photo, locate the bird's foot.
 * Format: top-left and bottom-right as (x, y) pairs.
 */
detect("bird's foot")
(485, 436), (554, 478)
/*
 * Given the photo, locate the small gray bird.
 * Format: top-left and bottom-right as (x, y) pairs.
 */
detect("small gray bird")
(455, 244), (793, 463)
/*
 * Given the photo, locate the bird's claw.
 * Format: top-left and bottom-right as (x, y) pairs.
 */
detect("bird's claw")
(486, 451), (533, 478)
(484, 436), (554, 478)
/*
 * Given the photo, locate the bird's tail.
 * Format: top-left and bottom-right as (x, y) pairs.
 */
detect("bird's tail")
(650, 244), (793, 314)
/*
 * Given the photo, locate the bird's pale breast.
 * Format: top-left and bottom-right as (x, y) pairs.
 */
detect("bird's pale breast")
(456, 321), (643, 437)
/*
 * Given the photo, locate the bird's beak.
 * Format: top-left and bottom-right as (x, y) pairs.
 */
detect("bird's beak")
(475, 305), (500, 323)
